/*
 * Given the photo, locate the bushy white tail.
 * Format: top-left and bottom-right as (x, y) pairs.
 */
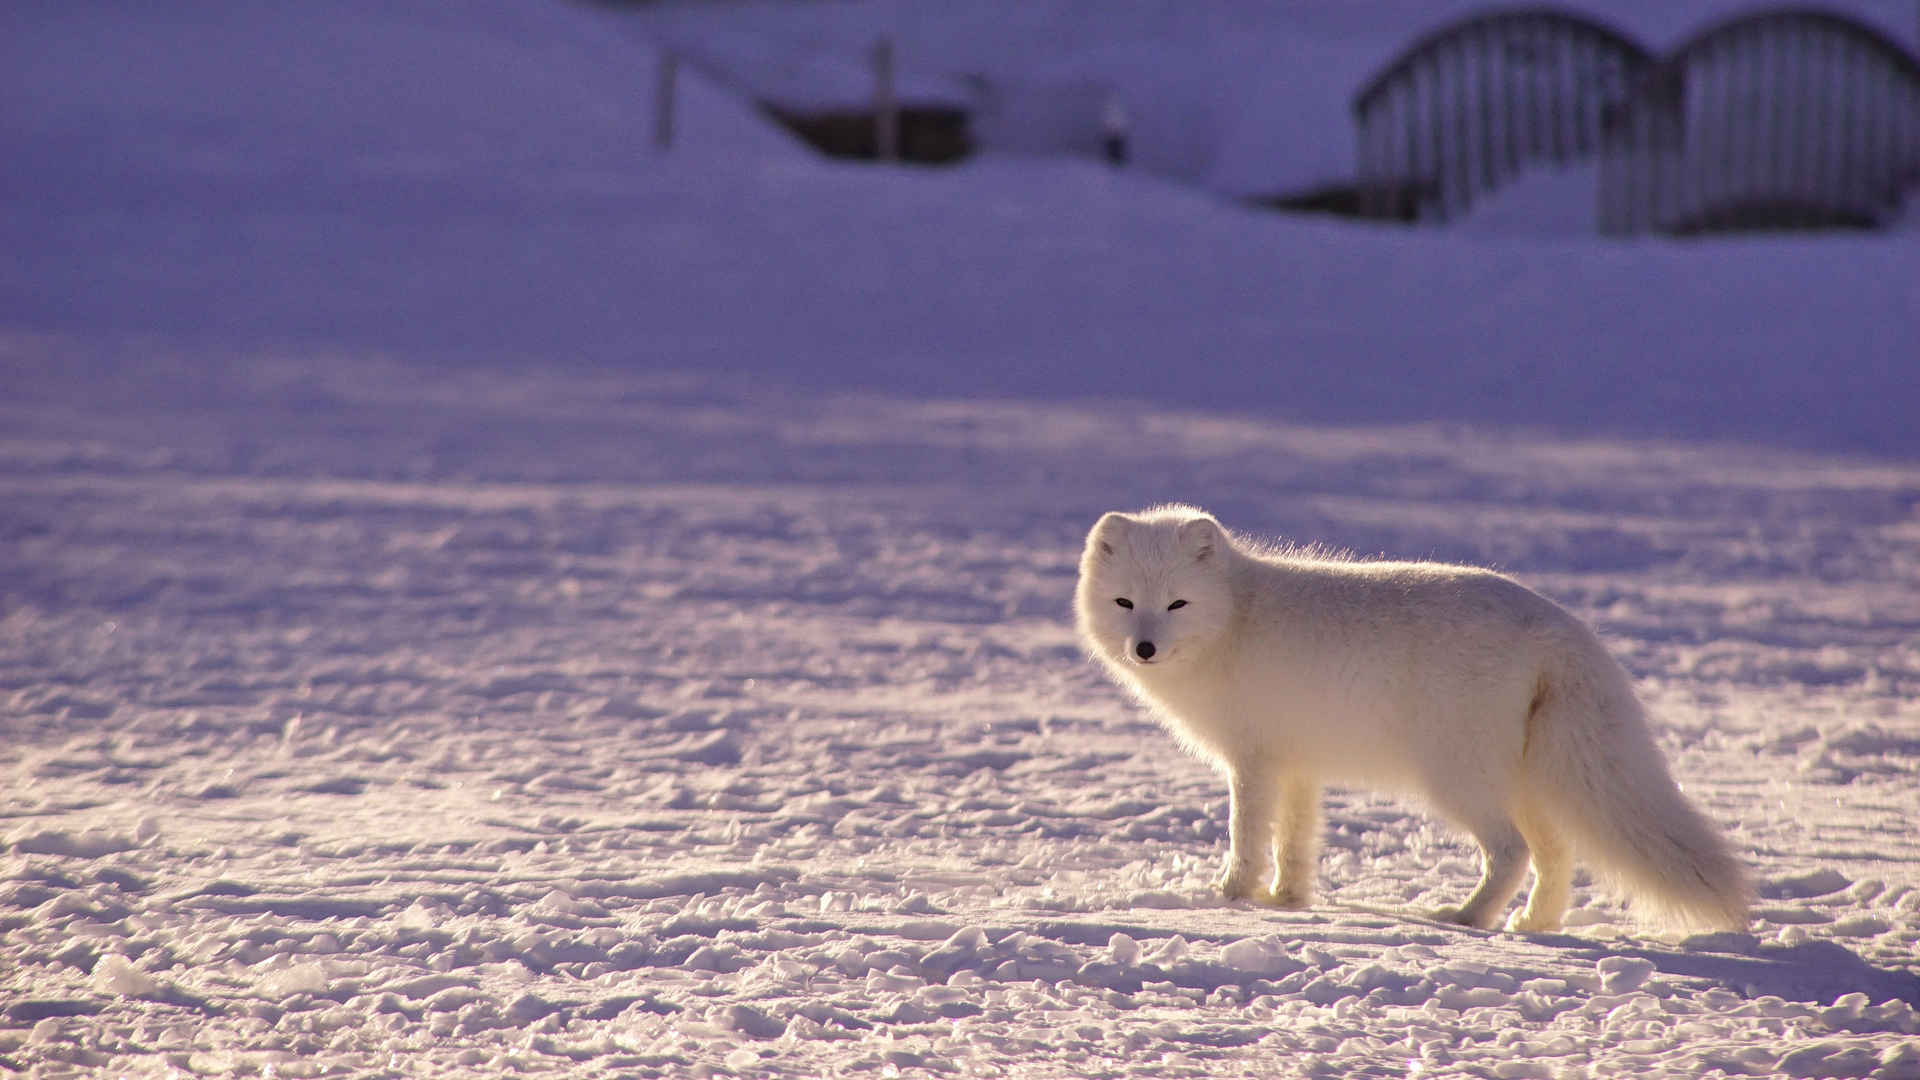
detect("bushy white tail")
(1529, 652), (1751, 932)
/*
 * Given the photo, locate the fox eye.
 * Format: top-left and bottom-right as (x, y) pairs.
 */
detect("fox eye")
(1167, 600), (1188, 611)
(1114, 598), (1133, 609)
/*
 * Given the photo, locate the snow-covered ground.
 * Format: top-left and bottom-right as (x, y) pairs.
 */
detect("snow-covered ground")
(4, 1), (1919, 1077)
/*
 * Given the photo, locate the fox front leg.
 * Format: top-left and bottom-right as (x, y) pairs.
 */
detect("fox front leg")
(1217, 766), (1280, 903)
(1271, 777), (1321, 909)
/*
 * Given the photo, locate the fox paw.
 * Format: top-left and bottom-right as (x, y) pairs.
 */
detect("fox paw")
(1217, 869), (1274, 905)
(1504, 910), (1563, 933)
(1270, 884), (1312, 911)
(1429, 905), (1498, 930)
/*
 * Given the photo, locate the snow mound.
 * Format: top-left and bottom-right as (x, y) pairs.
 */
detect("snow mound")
(4, 827), (141, 859)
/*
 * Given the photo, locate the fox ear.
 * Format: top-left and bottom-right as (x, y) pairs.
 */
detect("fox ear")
(1177, 517), (1221, 562)
(1088, 512), (1129, 557)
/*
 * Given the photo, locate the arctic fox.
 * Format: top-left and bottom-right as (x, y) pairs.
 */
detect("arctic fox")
(1074, 505), (1750, 932)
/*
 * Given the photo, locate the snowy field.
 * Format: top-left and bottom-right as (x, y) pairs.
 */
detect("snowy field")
(5, 1), (1920, 1077)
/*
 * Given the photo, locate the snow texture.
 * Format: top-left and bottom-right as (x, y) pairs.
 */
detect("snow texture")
(3, 1), (1918, 1078)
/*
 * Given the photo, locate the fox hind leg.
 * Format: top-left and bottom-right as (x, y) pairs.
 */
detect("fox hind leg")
(1507, 807), (1572, 932)
(1434, 814), (1530, 930)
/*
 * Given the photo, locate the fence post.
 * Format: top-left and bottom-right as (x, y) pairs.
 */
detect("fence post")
(655, 51), (678, 151)
(873, 36), (898, 161)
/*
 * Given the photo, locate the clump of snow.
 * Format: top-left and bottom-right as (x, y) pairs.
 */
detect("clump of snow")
(1219, 936), (1299, 977)
(1766, 869), (1855, 900)
(91, 955), (160, 998)
(4, 828), (141, 859)
(1596, 955), (1658, 993)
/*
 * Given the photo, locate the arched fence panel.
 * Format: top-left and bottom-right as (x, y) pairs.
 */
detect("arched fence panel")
(1353, 7), (1653, 221)
(1600, 8), (1920, 233)
(1354, 5), (1920, 232)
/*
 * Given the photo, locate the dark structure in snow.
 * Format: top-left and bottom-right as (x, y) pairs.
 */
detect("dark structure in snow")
(759, 102), (974, 164)
(1351, 5), (1920, 233)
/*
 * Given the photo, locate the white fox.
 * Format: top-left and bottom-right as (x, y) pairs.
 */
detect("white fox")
(1074, 505), (1750, 932)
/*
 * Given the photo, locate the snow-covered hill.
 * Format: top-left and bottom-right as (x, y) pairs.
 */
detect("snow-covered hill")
(3, 1), (1917, 1077)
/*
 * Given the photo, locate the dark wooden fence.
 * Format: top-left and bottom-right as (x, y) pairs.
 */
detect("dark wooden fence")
(1353, 7), (1653, 221)
(1599, 8), (1920, 233)
(1353, 5), (1920, 232)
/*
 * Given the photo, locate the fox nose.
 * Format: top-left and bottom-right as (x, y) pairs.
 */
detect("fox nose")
(1134, 640), (1156, 661)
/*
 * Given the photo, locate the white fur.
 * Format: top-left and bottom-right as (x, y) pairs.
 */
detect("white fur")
(1074, 505), (1750, 933)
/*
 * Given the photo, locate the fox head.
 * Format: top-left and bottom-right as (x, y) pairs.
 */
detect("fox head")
(1074, 506), (1235, 672)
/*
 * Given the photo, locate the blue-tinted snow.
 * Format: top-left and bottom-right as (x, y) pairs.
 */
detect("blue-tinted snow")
(4, 0), (1917, 454)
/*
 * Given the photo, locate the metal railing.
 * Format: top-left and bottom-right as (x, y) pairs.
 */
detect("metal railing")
(1599, 7), (1920, 233)
(1353, 5), (1920, 232)
(1353, 6), (1653, 221)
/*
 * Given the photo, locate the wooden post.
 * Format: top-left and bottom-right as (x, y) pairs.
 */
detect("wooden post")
(873, 36), (898, 161)
(655, 51), (678, 151)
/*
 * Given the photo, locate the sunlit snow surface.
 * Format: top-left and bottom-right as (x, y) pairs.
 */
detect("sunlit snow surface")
(4, 0), (1920, 1077)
